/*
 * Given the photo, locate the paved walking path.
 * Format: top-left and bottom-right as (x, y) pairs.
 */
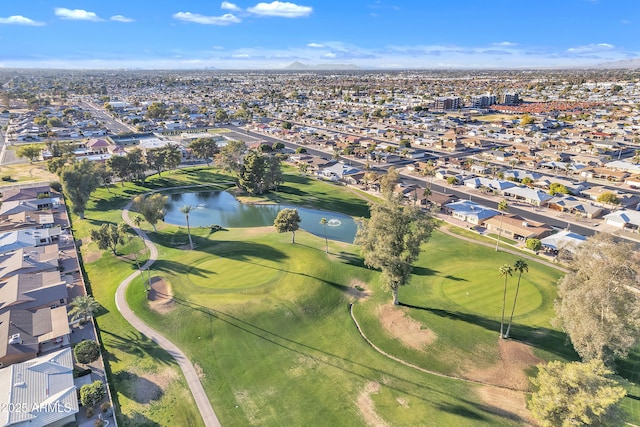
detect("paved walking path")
(116, 201), (221, 427)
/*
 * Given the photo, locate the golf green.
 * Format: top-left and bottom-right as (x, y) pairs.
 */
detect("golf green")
(188, 254), (283, 291)
(440, 266), (544, 318)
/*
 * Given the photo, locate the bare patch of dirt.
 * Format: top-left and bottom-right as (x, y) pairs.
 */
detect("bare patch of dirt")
(133, 367), (179, 404)
(235, 390), (260, 424)
(476, 386), (537, 426)
(377, 304), (437, 351)
(147, 277), (175, 314)
(194, 363), (205, 379)
(357, 382), (389, 427)
(347, 279), (372, 302)
(82, 249), (101, 264)
(463, 340), (541, 391)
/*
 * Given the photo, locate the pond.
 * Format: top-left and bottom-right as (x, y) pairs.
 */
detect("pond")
(163, 191), (359, 243)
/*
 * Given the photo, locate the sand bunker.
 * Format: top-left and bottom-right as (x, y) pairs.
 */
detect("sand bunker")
(147, 277), (175, 314)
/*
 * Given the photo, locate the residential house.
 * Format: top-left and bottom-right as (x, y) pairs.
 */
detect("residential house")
(545, 196), (604, 219)
(502, 187), (553, 206)
(540, 230), (587, 255)
(443, 200), (499, 225)
(483, 214), (552, 241)
(603, 209), (640, 230)
(0, 348), (79, 425)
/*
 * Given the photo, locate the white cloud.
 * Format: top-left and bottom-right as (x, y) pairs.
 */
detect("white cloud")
(54, 8), (103, 22)
(221, 1), (242, 12)
(0, 15), (45, 26)
(173, 12), (241, 25)
(247, 1), (312, 18)
(567, 43), (614, 53)
(321, 53), (336, 59)
(232, 54), (251, 58)
(307, 43), (324, 48)
(110, 15), (134, 23)
(493, 41), (517, 47)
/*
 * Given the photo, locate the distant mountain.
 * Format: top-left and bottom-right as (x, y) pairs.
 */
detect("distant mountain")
(284, 61), (360, 70)
(594, 57), (640, 69)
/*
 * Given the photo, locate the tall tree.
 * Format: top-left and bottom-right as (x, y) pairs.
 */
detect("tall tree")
(264, 155), (283, 191)
(528, 359), (627, 427)
(94, 162), (114, 193)
(146, 144), (181, 176)
(126, 148), (148, 183)
(189, 138), (219, 166)
(355, 194), (436, 305)
(320, 217), (329, 254)
(106, 155), (130, 185)
(379, 167), (399, 197)
(495, 199), (509, 251)
(274, 208), (301, 243)
(69, 295), (101, 324)
(132, 193), (168, 232)
(238, 150), (267, 194)
(60, 160), (100, 219)
(180, 205), (194, 250)
(16, 144), (43, 163)
(498, 264), (513, 339)
(554, 233), (640, 363)
(89, 222), (127, 255)
(218, 139), (247, 173)
(504, 259), (528, 338)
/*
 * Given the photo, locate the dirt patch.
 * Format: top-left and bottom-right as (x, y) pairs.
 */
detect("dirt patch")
(377, 304), (437, 351)
(147, 277), (175, 314)
(133, 367), (179, 404)
(463, 340), (541, 391)
(82, 249), (101, 264)
(476, 386), (537, 426)
(357, 382), (388, 427)
(347, 279), (372, 302)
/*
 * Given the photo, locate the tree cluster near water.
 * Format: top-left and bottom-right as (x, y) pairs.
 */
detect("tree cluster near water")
(273, 208), (301, 243)
(189, 137), (220, 166)
(355, 191), (436, 305)
(145, 143), (182, 175)
(237, 150), (283, 195)
(132, 193), (168, 232)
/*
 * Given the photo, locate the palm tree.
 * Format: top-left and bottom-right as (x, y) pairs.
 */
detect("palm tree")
(504, 259), (528, 339)
(498, 264), (513, 339)
(69, 295), (100, 324)
(320, 217), (329, 253)
(180, 205), (194, 250)
(495, 199), (509, 251)
(131, 214), (151, 289)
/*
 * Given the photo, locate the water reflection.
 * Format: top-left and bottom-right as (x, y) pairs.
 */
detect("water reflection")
(163, 191), (357, 243)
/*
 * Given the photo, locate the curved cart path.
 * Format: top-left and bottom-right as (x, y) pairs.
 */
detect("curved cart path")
(115, 201), (221, 427)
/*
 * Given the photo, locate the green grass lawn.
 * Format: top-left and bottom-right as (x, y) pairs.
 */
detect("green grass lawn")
(74, 165), (640, 426)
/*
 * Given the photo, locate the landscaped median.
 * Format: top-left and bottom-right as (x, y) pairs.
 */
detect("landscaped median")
(75, 165), (639, 426)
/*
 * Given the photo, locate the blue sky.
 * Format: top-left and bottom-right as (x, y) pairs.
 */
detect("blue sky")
(1, 0), (639, 69)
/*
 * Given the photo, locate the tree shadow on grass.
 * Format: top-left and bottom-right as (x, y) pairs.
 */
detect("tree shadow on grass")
(119, 411), (161, 427)
(113, 371), (163, 404)
(434, 402), (487, 422)
(398, 302), (578, 361)
(336, 252), (367, 269)
(164, 295), (463, 405)
(198, 240), (289, 264)
(100, 329), (176, 366)
(151, 259), (215, 277)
